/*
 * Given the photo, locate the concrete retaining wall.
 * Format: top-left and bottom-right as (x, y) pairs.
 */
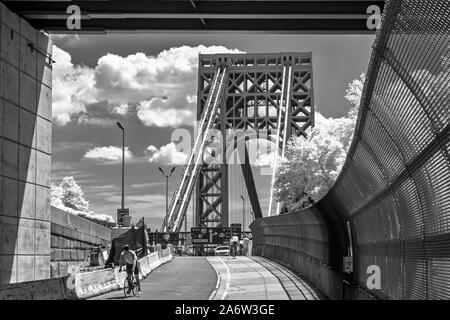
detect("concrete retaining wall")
(51, 206), (111, 245)
(0, 1), (53, 285)
(50, 206), (112, 278)
(0, 249), (173, 300)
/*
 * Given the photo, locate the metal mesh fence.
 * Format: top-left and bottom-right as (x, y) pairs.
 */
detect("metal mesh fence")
(251, 0), (450, 299)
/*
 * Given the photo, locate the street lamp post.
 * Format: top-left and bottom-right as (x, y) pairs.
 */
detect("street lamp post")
(117, 122), (125, 210)
(159, 167), (176, 228)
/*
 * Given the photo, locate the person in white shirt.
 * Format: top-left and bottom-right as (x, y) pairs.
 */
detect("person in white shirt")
(229, 236), (239, 258)
(119, 244), (141, 295)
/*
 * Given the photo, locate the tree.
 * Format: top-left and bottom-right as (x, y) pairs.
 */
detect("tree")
(51, 177), (115, 223)
(345, 73), (365, 120)
(52, 176), (90, 212)
(273, 74), (365, 211)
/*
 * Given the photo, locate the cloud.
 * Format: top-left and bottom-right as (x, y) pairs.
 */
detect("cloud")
(136, 99), (194, 127)
(88, 184), (117, 190)
(52, 45), (243, 127)
(53, 141), (95, 152)
(113, 103), (130, 116)
(52, 46), (97, 125)
(146, 142), (188, 165)
(84, 146), (133, 161)
(130, 182), (164, 188)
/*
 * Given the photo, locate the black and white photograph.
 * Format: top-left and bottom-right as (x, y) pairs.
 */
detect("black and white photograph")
(0, 0), (449, 313)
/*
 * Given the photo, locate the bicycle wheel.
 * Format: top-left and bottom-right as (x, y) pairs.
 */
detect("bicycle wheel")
(131, 275), (137, 296)
(124, 275), (135, 297)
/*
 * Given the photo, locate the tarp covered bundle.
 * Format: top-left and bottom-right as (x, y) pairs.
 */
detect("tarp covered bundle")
(105, 225), (149, 266)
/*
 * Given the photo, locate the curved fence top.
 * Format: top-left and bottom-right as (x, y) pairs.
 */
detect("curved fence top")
(252, 0), (450, 300)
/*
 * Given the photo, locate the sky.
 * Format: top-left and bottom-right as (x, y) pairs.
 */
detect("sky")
(50, 33), (375, 231)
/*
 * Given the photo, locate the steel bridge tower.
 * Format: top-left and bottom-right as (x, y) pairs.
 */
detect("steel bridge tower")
(162, 53), (314, 232)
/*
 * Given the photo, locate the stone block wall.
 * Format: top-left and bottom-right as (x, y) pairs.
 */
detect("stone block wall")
(0, 3), (52, 284)
(50, 207), (112, 278)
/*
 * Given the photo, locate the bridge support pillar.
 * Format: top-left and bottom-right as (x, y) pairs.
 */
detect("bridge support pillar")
(0, 3), (52, 284)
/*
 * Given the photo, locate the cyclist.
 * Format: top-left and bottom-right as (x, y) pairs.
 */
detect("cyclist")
(229, 235), (239, 258)
(118, 244), (141, 296)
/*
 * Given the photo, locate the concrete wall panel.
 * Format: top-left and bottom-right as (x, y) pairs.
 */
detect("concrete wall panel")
(36, 151), (50, 187)
(17, 219), (35, 255)
(36, 185), (50, 221)
(19, 109), (36, 148)
(35, 255), (50, 280)
(2, 139), (18, 179)
(1, 177), (17, 217)
(37, 84), (51, 119)
(1, 26), (19, 68)
(17, 255), (34, 282)
(19, 72), (37, 113)
(0, 2), (52, 284)
(2, 101), (19, 141)
(0, 255), (17, 285)
(18, 145), (35, 183)
(2, 61), (19, 105)
(36, 117), (51, 153)
(19, 37), (36, 78)
(18, 181), (35, 219)
(35, 221), (50, 255)
(0, 216), (18, 254)
(19, 18), (37, 44)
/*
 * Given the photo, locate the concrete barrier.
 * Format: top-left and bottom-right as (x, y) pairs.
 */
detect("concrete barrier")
(74, 268), (119, 300)
(138, 252), (160, 276)
(0, 249), (173, 300)
(72, 248), (173, 299)
(0, 276), (77, 300)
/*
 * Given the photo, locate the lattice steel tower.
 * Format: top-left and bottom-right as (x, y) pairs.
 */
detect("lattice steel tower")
(162, 53), (314, 232)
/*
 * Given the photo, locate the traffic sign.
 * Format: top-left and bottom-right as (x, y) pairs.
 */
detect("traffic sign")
(191, 227), (238, 244)
(148, 232), (190, 244)
(117, 208), (130, 227)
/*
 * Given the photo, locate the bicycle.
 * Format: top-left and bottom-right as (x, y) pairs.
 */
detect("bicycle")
(123, 269), (137, 298)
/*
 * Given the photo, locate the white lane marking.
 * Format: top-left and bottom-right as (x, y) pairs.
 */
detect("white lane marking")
(218, 257), (231, 300)
(208, 258), (222, 300)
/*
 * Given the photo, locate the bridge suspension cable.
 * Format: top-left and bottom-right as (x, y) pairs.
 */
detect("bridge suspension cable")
(268, 64), (292, 217)
(162, 65), (228, 232)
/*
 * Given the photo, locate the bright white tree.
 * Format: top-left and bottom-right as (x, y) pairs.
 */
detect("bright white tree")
(52, 176), (90, 212)
(51, 176), (114, 223)
(273, 74), (365, 211)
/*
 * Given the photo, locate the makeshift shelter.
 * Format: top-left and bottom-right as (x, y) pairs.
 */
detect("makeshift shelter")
(105, 225), (149, 266)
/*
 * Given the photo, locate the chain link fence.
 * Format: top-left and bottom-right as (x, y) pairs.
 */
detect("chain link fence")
(251, 0), (450, 299)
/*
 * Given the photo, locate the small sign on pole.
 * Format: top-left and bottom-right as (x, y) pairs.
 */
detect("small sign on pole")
(343, 256), (353, 273)
(117, 208), (130, 227)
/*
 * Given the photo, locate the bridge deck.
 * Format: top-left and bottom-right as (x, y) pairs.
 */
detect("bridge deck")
(91, 256), (320, 300)
(208, 256), (320, 300)
(91, 257), (217, 300)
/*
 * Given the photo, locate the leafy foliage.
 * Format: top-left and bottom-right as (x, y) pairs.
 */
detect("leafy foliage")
(273, 74), (365, 211)
(51, 176), (115, 223)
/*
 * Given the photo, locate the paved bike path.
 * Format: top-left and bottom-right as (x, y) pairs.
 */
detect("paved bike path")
(91, 257), (217, 300)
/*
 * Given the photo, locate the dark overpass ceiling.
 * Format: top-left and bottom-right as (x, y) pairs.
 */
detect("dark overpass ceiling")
(2, 0), (385, 34)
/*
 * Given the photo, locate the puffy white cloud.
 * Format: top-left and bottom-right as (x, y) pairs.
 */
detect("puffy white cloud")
(146, 142), (188, 165)
(84, 146), (133, 161)
(52, 44), (243, 127)
(113, 103), (130, 116)
(52, 46), (97, 125)
(137, 99), (194, 127)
